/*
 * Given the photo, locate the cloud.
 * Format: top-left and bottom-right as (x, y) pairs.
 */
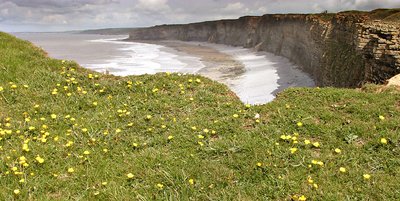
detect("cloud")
(1, 0), (118, 8)
(136, 0), (170, 12)
(1, 0), (399, 32)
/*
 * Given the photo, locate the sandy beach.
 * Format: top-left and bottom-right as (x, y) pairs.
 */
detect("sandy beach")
(149, 40), (246, 82)
(141, 40), (315, 103)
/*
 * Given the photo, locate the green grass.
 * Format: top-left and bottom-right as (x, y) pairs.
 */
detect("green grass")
(1, 32), (400, 200)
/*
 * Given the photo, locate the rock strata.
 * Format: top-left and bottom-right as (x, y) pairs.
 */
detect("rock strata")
(128, 10), (400, 87)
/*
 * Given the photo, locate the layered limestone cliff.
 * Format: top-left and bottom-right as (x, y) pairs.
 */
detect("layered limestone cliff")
(128, 10), (400, 87)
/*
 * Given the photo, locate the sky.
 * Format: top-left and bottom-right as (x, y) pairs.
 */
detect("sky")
(1, 0), (400, 32)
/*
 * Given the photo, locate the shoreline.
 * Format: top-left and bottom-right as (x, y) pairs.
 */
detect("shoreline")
(129, 39), (315, 103)
(133, 40), (246, 84)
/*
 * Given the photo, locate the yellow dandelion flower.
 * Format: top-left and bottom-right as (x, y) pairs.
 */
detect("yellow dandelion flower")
(115, 128), (122, 133)
(22, 143), (30, 152)
(233, 114), (239, 118)
(299, 195), (307, 201)
(203, 129), (209, 133)
(51, 114), (57, 119)
(146, 115), (152, 120)
(290, 147), (298, 154)
(339, 167), (346, 173)
(101, 181), (108, 186)
(0, 86), (3, 92)
(81, 128), (88, 133)
(304, 139), (311, 145)
(92, 102), (98, 106)
(168, 135), (174, 140)
(380, 138), (388, 144)
(379, 115), (385, 120)
(297, 122), (303, 127)
(68, 168), (75, 173)
(198, 135), (205, 139)
(307, 177), (314, 184)
(363, 174), (371, 180)
(156, 183), (164, 189)
(256, 162), (262, 167)
(188, 179), (194, 185)
(35, 156), (45, 164)
(65, 141), (74, 147)
(312, 142), (320, 148)
(83, 151), (90, 155)
(127, 173), (134, 179)
(334, 148), (342, 154)
(13, 189), (20, 195)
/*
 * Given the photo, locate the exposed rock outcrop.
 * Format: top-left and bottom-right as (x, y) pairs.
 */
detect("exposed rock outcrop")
(128, 10), (400, 87)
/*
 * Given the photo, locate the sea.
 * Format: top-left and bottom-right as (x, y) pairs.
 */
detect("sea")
(12, 32), (315, 104)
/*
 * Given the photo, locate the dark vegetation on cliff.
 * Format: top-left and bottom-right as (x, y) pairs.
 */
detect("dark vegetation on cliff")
(1, 31), (400, 200)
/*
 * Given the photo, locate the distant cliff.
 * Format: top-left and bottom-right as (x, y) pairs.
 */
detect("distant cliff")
(127, 9), (400, 87)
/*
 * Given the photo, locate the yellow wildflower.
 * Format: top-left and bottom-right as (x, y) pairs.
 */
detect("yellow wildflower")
(363, 174), (371, 180)
(68, 168), (75, 173)
(13, 189), (20, 195)
(188, 179), (194, 185)
(127, 173), (134, 179)
(312, 142), (320, 148)
(299, 195), (307, 201)
(339, 167), (346, 173)
(35, 156), (45, 164)
(156, 183), (164, 189)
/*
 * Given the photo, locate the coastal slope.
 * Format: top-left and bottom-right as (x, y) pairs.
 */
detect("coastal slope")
(1, 32), (400, 200)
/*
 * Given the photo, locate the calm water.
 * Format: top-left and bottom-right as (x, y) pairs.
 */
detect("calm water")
(13, 32), (315, 104)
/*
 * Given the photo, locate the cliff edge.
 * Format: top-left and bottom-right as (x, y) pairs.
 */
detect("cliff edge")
(128, 9), (400, 87)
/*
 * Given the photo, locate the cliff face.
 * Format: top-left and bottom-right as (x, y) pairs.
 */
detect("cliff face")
(128, 11), (400, 87)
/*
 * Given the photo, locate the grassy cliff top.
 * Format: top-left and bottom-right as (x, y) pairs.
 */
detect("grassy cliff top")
(0, 32), (400, 200)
